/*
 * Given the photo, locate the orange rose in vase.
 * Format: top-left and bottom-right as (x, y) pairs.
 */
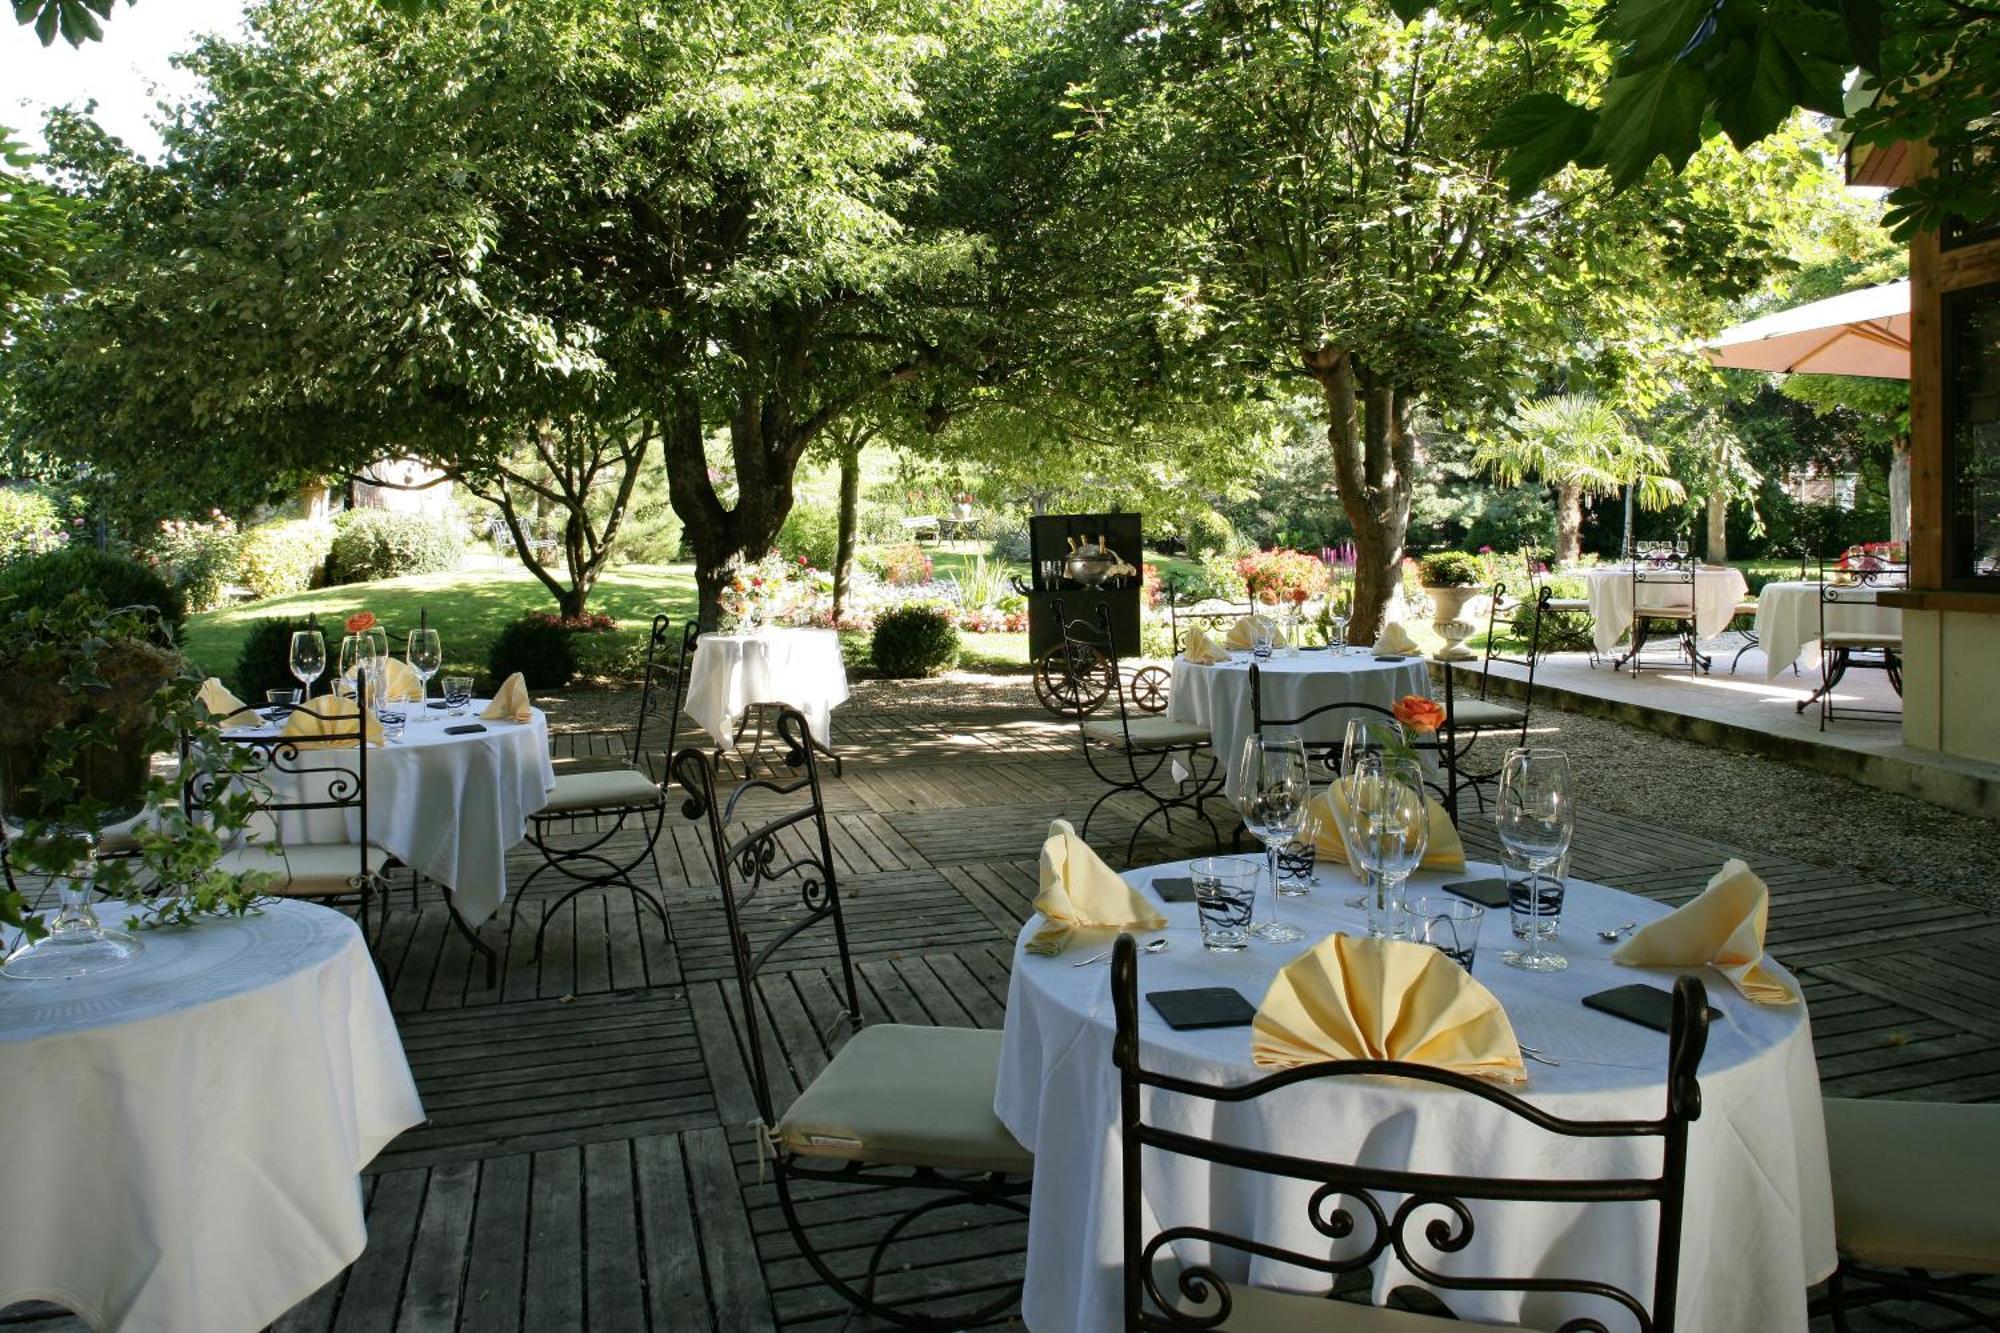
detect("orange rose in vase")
(1392, 694), (1446, 736)
(344, 611), (378, 634)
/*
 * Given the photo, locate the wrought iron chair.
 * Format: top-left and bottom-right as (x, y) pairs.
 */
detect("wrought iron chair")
(1065, 601), (1225, 864)
(1620, 545), (1707, 675)
(192, 684), (391, 944)
(1245, 664), (1457, 819)
(1799, 556), (1906, 729)
(1817, 1098), (2000, 1331)
(508, 615), (694, 961)
(1111, 933), (1712, 1331)
(1436, 584), (1550, 813)
(1521, 547), (1596, 665)
(670, 709), (1033, 1330)
(1168, 593), (1254, 655)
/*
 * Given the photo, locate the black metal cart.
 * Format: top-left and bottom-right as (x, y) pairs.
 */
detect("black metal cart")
(1021, 513), (1170, 716)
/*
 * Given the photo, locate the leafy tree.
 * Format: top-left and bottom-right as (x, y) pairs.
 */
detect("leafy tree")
(0, 128), (77, 342)
(1474, 395), (1685, 563)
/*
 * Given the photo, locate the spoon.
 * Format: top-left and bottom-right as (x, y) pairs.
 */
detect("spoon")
(1073, 938), (1169, 967)
(1597, 921), (1638, 942)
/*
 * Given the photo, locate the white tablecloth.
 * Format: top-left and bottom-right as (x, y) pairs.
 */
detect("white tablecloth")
(1582, 565), (1749, 655)
(1755, 581), (1902, 679)
(237, 702), (556, 925)
(995, 859), (1835, 1333)
(1167, 651), (1430, 801)
(0, 900), (424, 1332)
(685, 629), (850, 750)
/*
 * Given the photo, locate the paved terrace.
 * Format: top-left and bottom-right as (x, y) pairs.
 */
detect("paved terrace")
(6, 677), (1997, 1332)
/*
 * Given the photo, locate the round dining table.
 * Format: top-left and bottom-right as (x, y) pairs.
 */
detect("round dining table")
(684, 628), (850, 751)
(0, 899), (424, 1332)
(1754, 580), (1902, 679)
(1167, 649), (1430, 801)
(1581, 564), (1749, 657)
(234, 699), (556, 925)
(994, 857), (1836, 1333)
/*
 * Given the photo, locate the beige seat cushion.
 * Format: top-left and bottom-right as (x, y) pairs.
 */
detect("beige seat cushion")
(1150, 1258), (1531, 1330)
(1083, 716), (1211, 748)
(537, 767), (661, 814)
(1544, 597), (1589, 611)
(1732, 600), (1759, 615)
(1450, 697), (1523, 729)
(1823, 631), (1902, 649)
(776, 1024), (1033, 1174)
(217, 842), (392, 897)
(1825, 1098), (2000, 1272)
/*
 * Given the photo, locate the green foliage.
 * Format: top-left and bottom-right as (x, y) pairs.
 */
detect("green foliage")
(775, 500), (841, 573)
(0, 128), (79, 340)
(869, 543), (935, 587)
(329, 508), (461, 584)
(0, 486), (72, 566)
(1184, 510), (1241, 558)
(135, 514), (241, 614)
(612, 471), (685, 565)
(0, 546), (186, 633)
(237, 520), (333, 600)
(231, 614), (320, 699)
(870, 603), (960, 678)
(1478, 396), (1685, 511)
(947, 554), (1008, 611)
(484, 612), (618, 690)
(1417, 552), (1487, 588)
(1510, 576), (1595, 653)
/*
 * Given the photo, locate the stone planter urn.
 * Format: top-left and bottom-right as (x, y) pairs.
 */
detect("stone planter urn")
(1423, 584), (1481, 661)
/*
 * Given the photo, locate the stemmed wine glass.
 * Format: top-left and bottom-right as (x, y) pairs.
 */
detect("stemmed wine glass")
(289, 630), (325, 701)
(337, 634), (365, 698)
(407, 629), (442, 705)
(1332, 752), (1429, 938)
(1496, 748), (1573, 973)
(1339, 716), (1406, 907)
(1238, 733), (1310, 943)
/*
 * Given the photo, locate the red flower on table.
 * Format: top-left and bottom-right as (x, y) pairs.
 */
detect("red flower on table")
(1392, 695), (1446, 735)
(345, 611), (377, 634)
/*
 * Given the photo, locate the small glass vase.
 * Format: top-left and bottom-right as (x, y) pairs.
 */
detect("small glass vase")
(2, 835), (143, 981)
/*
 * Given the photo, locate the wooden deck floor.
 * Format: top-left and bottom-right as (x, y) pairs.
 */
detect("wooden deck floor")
(7, 688), (1997, 1332)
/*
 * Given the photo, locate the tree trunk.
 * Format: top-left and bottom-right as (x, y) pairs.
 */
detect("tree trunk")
(1305, 347), (1413, 644)
(659, 388), (800, 628)
(833, 435), (864, 622)
(1705, 492), (1729, 563)
(1889, 436), (1911, 542)
(1555, 482), (1584, 566)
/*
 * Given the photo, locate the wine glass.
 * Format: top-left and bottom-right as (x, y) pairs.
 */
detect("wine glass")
(1238, 733), (1310, 943)
(337, 634), (366, 698)
(1340, 715), (1407, 906)
(289, 630), (325, 700)
(1332, 753), (1429, 938)
(407, 629), (443, 706)
(1496, 748), (1573, 973)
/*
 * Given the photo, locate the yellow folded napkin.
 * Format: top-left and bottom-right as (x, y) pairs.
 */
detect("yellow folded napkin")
(481, 672), (533, 722)
(1614, 859), (1796, 1004)
(345, 656), (425, 703)
(1304, 781), (1466, 872)
(1253, 933), (1526, 1082)
(1182, 626), (1231, 664)
(197, 677), (259, 729)
(1372, 621), (1419, 656)
(279, 694), (384, 747)
(1025, 818), (1167, 956)
(1223, 613), (1276, 651)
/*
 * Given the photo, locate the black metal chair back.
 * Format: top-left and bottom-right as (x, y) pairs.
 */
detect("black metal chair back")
(1111, 933), (1711, 1332)
(670, 708), (852, 1130)
(1245, 663), (1455, 816)
(1058, 599), (1139, 740)
(1626, 550), (1701, 674)
(1811, 556), (1908, 728)
(631, 616), (699, 779)
(1168, 594), (1253, 655)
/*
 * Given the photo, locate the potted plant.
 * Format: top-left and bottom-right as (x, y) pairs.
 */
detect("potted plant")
(1417, 552), (1488, 661)
(1, 594), (271, 978)
(951, 490), (975, 520)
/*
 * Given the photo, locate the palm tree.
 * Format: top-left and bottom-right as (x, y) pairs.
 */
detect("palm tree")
(1474, 394), (1686, 565)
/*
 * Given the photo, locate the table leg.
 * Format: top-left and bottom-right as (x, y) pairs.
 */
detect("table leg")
(444, 890), (499, 988)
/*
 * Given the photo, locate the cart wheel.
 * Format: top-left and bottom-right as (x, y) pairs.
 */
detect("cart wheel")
(1034, 643), (1113, 717)
(1128, 665), (1171, 714)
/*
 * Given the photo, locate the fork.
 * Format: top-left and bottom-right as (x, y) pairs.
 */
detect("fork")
(1518, 1042), (1561, 1068)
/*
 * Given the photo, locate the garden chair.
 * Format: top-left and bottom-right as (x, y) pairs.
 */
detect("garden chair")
(1111, 932), (1713, 1331)
(1435, 583), (1551, 812)
(1245, 664), (1459, 820)
(1621, 548), (1707, 675)
(671, 709), (1033, 1330)
(1167, 592), (1253, 655)
(1799, 556), (1905, 729)
(1520, 548), (1596, 665)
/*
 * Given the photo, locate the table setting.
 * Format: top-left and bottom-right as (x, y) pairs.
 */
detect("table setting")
(995, 730), (1835, 1332)
(1581, 563), (1750, 656)
(684, 625), (850, 751)
(1754, 579), (1903, 678)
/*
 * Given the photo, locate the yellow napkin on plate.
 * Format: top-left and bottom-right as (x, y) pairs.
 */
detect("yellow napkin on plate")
(1372, 621), (1419, 656)
(1253, 933), (1526, 1082)
(481, 672), (532, 722)
(1614, 859), (1796, 1004)
(1025, 818), (1167, 956)
(1182, 626), (1231, 664)
(198, 677), (260, 729)
(1223, 613), (1277, 651)
(1303, 781), (1466, 872)
(280, 694), (384, 747)
(345, 656), (425, 703)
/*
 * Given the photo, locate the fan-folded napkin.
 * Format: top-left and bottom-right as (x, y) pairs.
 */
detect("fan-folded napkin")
(198, 677), (259, 729)
(1223, 614), (1276, 650)
(345, 656), (425, 703)
(280, 695), (384, 747)
(482, 672), (533, 722)
(1304, 781), (1466, 872)
(1182, 626), (1231, 664)
(1372, 621), (1419, 656)
(1614, 859), (1796, 1004)
(1252, 933), (1526, 1082)
(1025, 818), (1166, 956)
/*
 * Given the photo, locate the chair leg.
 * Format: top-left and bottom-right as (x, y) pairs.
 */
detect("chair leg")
(445, 892), (500, 988)
(515, 803), (671, 961)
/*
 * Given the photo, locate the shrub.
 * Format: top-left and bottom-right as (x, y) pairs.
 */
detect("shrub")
(0, 488), (72, 567)
(486, 610), (617, 689)
(987, 527), (1031, 562)
(137, 513), (241, 613)
(1511, 574), (1593, 652)
(1184, 509), (1240, 557)
(1417, 551), (1486, 588)
(874, 543), (933, 587)
(0, 546), (187, 634)
(870, 603), (959, 678)
(616, 493), (684, 564)
(231, 614), (327, 697)
(239, 519), (335, 600)
(329, 508), (462, 584)
(775, 499), (841, 572)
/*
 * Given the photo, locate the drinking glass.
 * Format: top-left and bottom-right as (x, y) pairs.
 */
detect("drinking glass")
(1496, 748), (1573, 973)
(336, 634), (365, 698)
(1340, 716), (1407, 907)
(265, 688), (300, 718)
(1332, 753), (1428, 938)
(407, 628), (443, 705)
(1410, 896), (1485, 972)
(1190, 856), (1259, 952)
(289, 630), (325, 700)
(1507, 847), (1567, 939)
(1329, 610), (1349, 655)
(1238, 734), (1310, 942)
(1249, 614), (1275, 661)
(443, 675), (474, 717)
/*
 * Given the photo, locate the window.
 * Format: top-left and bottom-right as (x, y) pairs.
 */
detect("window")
(1943, 280), (2000, 584)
